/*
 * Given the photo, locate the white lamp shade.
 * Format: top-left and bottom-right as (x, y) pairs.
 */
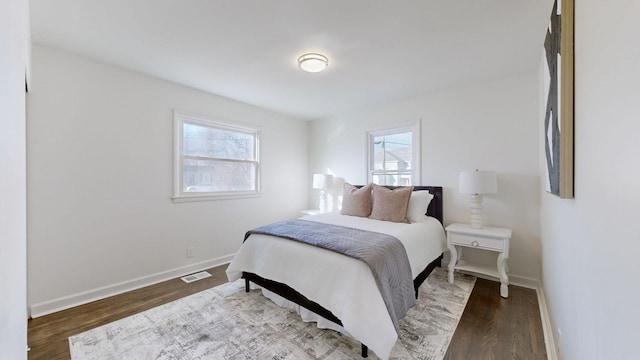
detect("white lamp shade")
(312, 174), (333, 189)
(459, 170), (498, 194)
(330, 176), (345, 190)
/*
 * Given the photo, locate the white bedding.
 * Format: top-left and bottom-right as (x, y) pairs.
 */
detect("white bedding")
(226, 212), (446, 360)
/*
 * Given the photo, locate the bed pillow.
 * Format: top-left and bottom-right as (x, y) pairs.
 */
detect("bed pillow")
(340, 183), (372, 217)
(369, 184), (413, 223)
(406, 190), (435, 222)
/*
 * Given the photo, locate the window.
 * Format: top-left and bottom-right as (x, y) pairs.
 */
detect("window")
(367, 122), (420, 186)
(173, 111), (260, 201)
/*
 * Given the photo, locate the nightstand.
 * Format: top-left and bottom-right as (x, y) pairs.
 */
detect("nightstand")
(446, 223), (512, 298)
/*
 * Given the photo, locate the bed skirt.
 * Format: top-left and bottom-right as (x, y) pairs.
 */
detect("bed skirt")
(241, 253), (444, 358)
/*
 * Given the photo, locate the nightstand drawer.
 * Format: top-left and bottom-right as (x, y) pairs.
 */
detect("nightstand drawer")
(448, 232), (504, 251)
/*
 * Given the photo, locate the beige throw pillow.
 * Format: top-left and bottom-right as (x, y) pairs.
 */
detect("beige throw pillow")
(369, 184), (413, 223)
(340, 183), (372, 217)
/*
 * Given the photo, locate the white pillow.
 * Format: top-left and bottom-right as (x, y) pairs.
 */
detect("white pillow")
(406, 190), (434, 222)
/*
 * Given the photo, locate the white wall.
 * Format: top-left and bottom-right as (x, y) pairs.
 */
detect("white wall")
(27, 45), (309, 316)
(540, 1), (640, 359)
(309, 72), (541, 282)
(0, 0), (29, 358)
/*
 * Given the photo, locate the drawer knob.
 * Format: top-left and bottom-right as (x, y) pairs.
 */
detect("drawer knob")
(471, 240), (479, 247)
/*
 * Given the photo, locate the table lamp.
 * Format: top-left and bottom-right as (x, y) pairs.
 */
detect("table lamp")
(312, 174), (333, 212)
(459, 170), (498, 228)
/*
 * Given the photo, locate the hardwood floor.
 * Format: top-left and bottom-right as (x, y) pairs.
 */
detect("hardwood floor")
(28, 266), (546, 360)
(444, 278), (547, 360)
(27, 265), (230, 360)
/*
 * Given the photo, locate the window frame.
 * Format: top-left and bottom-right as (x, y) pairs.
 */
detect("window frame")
(172, 110), (261, 202)
(366, 120), (421, 186)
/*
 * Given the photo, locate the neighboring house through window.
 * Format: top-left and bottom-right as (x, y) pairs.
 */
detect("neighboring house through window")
(173, 111), (261, 201)
(367, 121), (420, 186)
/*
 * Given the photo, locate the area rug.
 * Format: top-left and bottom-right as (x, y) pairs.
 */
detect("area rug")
(69, 268), (475, 360)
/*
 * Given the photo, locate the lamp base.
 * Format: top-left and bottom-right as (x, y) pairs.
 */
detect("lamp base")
(469, 193), (484, 229)
(318, 190), (328, 213)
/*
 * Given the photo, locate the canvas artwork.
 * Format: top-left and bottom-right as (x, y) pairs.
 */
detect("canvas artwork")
(543, 0), (574, 198)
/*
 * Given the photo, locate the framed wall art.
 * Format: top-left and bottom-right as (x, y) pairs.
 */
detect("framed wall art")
(543, 0), (574, 198)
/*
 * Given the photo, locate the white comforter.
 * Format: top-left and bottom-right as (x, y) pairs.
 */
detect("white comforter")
(226, 212), (446, 360)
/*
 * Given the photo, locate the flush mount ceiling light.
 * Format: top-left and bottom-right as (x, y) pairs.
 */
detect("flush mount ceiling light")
(297, 53), (329, 73)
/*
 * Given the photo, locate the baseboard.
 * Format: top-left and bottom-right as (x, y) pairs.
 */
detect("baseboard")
(536, 282), (559, 360)
(29, 254), (235, 318)
(506, 274), (539, 289)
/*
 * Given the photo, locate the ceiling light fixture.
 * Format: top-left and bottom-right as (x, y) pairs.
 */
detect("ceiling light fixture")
(297, 53), (328, 73)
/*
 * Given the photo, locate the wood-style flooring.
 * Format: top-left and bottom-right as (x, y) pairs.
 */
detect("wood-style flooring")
(28, 265), (546, 360)
(444, 277), (547, 360)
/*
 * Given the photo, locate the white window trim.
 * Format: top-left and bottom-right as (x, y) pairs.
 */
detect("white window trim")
(366, 120), (421, 185)
(172, 110), (261, 202)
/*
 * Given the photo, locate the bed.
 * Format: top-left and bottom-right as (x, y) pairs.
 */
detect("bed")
(226, 185), (445, 359)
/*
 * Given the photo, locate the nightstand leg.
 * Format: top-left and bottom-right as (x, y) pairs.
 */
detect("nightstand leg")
(497, 252), (509, 298)
(447, 243), (458, 284)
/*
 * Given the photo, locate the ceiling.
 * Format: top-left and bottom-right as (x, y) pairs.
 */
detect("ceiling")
(29, 0), (553, 121)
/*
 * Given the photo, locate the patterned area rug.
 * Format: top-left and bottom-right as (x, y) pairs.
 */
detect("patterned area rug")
(69, 268), (475, 360)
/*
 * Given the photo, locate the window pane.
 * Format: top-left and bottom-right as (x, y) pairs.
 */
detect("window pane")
(372, 172), (413, 186)
(183, 122), (254, 161)
(183, 159), (256, 192)
(372, 132), (412, 172)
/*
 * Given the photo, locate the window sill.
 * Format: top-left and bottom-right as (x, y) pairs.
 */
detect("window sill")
(172, 191), (262, 203)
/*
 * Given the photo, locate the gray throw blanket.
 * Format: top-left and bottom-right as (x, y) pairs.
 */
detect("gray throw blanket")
(245, 219), (416, 334)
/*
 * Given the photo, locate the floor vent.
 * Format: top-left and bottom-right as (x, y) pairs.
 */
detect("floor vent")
(181, 271), (212, 284)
